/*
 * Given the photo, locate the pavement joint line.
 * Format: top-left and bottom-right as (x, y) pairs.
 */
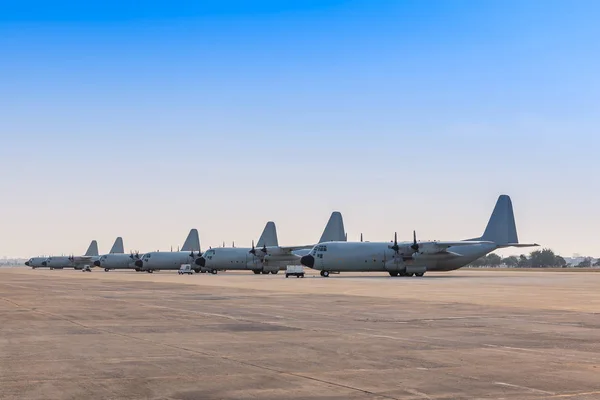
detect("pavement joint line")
(494, 381), (556, 395)
(546, 390), (600, 398)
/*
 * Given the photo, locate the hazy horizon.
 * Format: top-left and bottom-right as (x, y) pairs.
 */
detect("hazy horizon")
(2, 1), (599, 258)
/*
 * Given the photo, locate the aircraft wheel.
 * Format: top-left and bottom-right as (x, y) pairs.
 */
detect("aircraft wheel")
(415, 272), (424, 277)
(320, 271), (330, 277)
(194, 269), (201, 273)
(388, 271), (398, 277)
(104, 268), (109, 272)
(252, 270), (262, 274)
(398, 271), (406, 277)
(147, 270), (153, 273)
(211, 269), (218, 275)
(135, 268), (141, 272)
(261, 271), (269, 274)
(271, 270), (279, 275)
(407, 273), (415, 277)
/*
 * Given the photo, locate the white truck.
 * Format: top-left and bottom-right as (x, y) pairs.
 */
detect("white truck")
(285, 265), (304, 278)
(178, 264), (194, 275)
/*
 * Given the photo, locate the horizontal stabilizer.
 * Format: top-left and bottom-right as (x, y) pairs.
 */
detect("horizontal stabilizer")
(497, 243), (539, 248)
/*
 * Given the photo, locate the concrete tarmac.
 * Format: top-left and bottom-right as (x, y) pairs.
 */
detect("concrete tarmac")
(1, 268), (599, 399)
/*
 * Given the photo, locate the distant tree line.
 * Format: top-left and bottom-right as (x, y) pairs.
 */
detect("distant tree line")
(469, 248), (599, 268)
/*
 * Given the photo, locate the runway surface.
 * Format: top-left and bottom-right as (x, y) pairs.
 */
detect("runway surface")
(1, 268), (599, 399)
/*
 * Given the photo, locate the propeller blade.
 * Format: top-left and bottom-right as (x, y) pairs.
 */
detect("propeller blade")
(360, 233), (363, 242)
(411, 230), (419, 252)
(249, 240), (256, 255)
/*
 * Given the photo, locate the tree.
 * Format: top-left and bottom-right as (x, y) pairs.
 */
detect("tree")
(487, 253), (502, 267)
(518, 254), (530, 268)
(502, 256), (519, 268)
(529, 248), (563, 268)
(555, 255), (567, 267)
(577, 257), (592, 268)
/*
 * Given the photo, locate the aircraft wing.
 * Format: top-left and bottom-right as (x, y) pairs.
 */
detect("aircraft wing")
(398, 240), (495, 255)
(277, 245), (314, 253)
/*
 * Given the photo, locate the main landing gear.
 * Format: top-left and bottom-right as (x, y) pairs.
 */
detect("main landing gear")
(320, 271), (330, 277)
(388, 271), (425, 277)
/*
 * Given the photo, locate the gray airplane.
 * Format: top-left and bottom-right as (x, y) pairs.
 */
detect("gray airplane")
(134, 229), (201, 273)
(93, 237), (142, 272)
(43, 240), (101, 270)
(196, 211), (347, 274)
(300, 195), (538, 277)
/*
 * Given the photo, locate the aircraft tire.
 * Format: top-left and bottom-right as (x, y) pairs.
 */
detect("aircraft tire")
(271, 270), (279, 275)
(415, 272), (424, 277)
(320, 271), (330, 277)
(104, 268), (109, 272)
(388, 271), (398, 277)
(211, 269), (218, 275)
(408, 273), (415, 277)
(193, 269), (201, 273)
(252, 270), (262, 274)
(261, 271), (269, 274)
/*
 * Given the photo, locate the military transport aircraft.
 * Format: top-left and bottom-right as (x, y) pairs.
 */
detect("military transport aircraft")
(196, 211), (347, 274)
(42, 240), (101, 270)
(93, 237), (146, 272)
(133, 229), (201, 273)
(300, 195), (538, 277)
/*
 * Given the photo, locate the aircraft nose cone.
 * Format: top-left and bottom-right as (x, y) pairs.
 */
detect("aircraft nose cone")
(134, 260), (144, 268)
(300, 255), (315, 268)
(93, 260), (101, 267)
(195, 257), (205, 267)
(25, 261), (30, 266)
(41, 261), (47, 267)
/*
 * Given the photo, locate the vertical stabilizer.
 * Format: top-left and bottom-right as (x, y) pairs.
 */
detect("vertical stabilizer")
(85, 240), (99, 257)
(257, 222), (278, 247)
(478, 195), (519, 245)
(181, 229), (201, 252)
(318, 211), (346, 243)
(109, 237), (124, 254)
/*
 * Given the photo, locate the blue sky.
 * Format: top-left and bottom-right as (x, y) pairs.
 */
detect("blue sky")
(1, 0), (599, 257)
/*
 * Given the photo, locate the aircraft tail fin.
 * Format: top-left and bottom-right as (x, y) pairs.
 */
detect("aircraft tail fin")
(257, 222), (278, 247)
(181, 229), (201, 252)
(84, 240), (99, 257)
(318, 211), (346, 243)
(476, 195), (519, 246)
(109, 237), (124, 254)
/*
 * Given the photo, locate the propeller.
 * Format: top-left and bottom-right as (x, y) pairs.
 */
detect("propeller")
(189, 250), (195, 258)
(68, 254), (74, 262)
(261, 243), (267, 254)
(390, 232), (400, 254)
(249, 240), (256, 255)
(411, 230), (419, 253)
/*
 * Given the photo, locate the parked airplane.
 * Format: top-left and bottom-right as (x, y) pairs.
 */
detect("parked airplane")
(300, 195), (538, 277)
(93, 237), (143, 272)
(43, 240), (100, 270)
(196, 211), (347, 274)
(133, 229), (201, 273)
